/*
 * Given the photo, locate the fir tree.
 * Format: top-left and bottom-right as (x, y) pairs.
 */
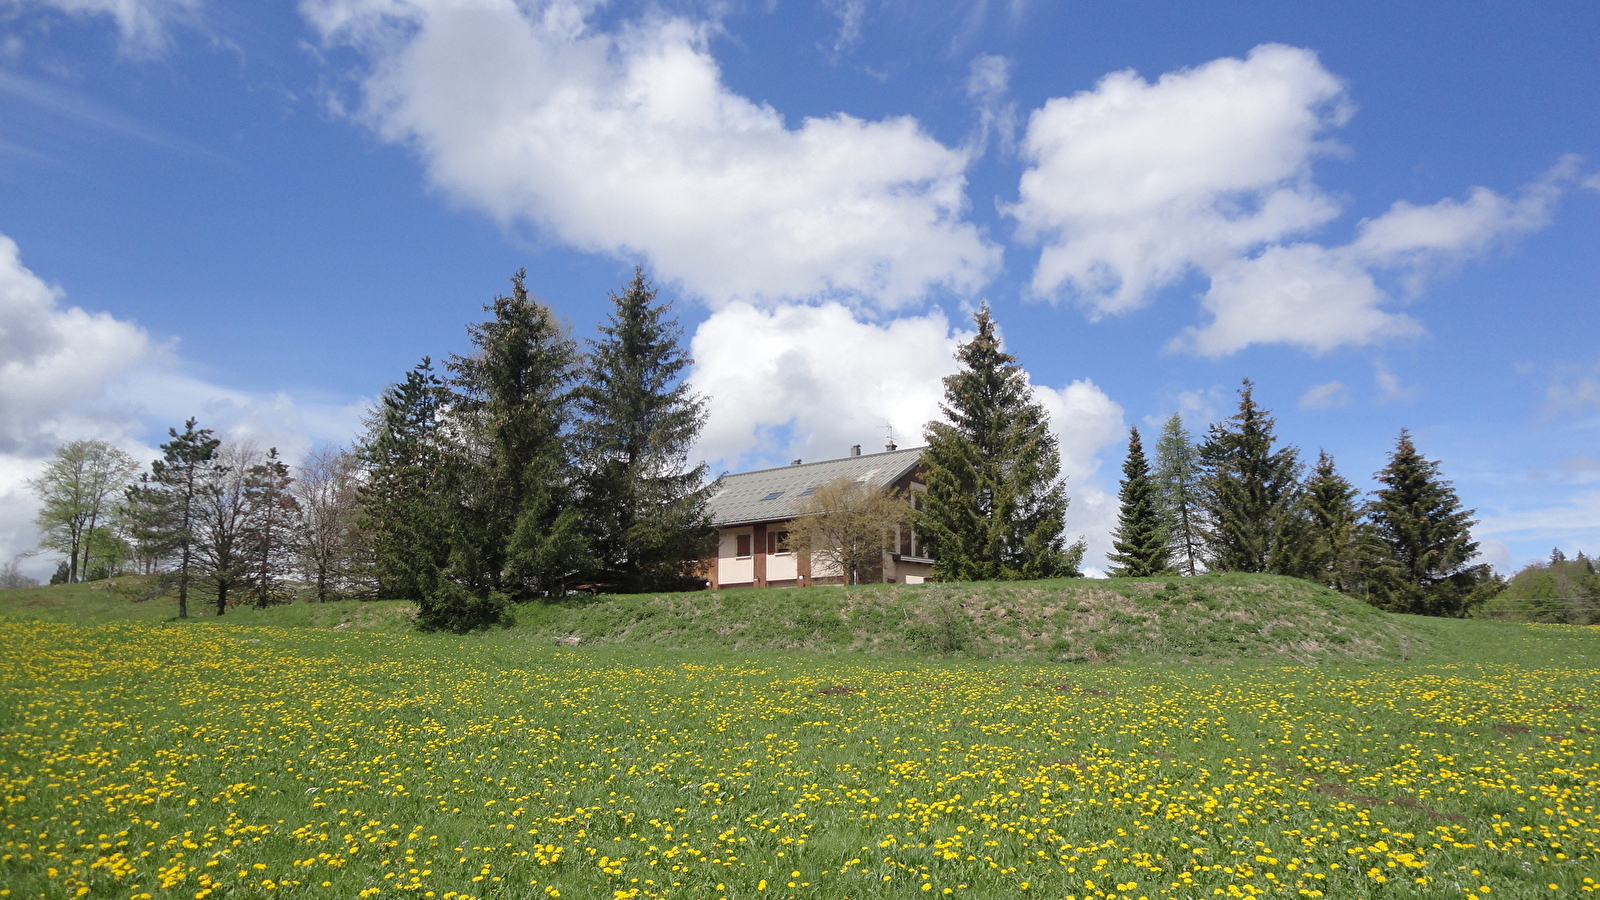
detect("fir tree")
(1300, 450), (1367, 593)
(242, 447), (300, 608)
(446, 269), (585, 608)
(358, 359), (453, 605)
(919, 304), (1082, 581)
(1196, 380), (1303, 574)
(1107, 426), (1173, 577)
(129, 419), (221, 619)
(1366, 430), (1493, 616)
(574, 268), (715, 592)
(1153, 413), (1203, 576)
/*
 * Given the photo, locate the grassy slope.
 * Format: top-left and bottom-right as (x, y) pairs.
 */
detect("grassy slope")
(0, 573), (1442, 665)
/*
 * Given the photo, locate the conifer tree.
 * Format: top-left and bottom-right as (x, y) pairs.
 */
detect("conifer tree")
(1196, 380), (1303, 574)
(1366, 430), (1493, 616)
(446, 269), (586, 609)
(1300, 450), (1367, 593)
(129, 419), (221, 619)
(1107, 426), (1173, 577)
(919, 304), (1081, 581)
(358, 359), (453, 604)
(1153, 413), (1203, 576)
(574, 268), (715, 592)
(243, 447), (300, 608)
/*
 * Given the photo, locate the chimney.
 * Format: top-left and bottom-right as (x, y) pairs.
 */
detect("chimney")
(790, 459), (802, 466)
(850, 444), (861, 457)
(885, 439), (897, 451)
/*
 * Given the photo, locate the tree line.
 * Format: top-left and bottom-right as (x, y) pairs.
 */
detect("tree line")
(21, 271), (1507, 626)
(26, 430), (368, 615)
(1105, 381), (1499, 617)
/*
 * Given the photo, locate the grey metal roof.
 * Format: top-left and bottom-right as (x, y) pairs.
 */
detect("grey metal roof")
(707, 446), (926, 526)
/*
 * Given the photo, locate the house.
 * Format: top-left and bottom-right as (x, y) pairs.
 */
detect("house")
(702, 443), (932, 589)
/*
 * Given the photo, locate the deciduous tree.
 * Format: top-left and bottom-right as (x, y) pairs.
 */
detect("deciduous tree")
(28, 440), (139, 583)
(786, 477), (908, 585)
(1153, 413), (1204, 576)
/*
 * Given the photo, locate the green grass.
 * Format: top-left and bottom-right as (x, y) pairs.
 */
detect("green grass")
(2, 579), (1596, 899)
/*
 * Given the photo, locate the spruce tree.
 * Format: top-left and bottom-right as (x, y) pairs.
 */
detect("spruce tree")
(1107, 426), (1173, 577)
(1153, 413), (1203, 576)
(446, 269), (586, 606)
(242, 447), (300, 608)
(1196, 380), (1303, 574)
(573, 268), (715, 592)
(919, 304), (1081, 581)
(130, 419), (221, 619)
(1300, 450), (1367, 593)
(1366, 430), (1492, 616)
(358, 359), (453, 605)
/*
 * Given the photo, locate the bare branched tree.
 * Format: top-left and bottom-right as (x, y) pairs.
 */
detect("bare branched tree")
(294, 447), (365, 602)
(785, 477), (908, 585)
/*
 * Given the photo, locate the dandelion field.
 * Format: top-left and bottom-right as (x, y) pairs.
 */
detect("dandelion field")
(2, 618), (1597, 900)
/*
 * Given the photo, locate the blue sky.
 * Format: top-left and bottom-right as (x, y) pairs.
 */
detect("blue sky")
(1, 0), (1597, 577)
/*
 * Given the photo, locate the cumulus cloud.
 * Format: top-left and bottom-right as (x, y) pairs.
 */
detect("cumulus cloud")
(1014, 45), (1587, 357)
(1299, 380), (1352, 410)
(9, 0), (201, 55)
(305, 0), (998, 310)
(1012, 44), (1347, 316)
(0, 234), (152, 456)
(0, 231), (366, 578)
(687, 301), (1125, 566)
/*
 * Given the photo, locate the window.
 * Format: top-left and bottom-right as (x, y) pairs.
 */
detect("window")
(798, 486), (816, 497)
(760, 490), (784, 501)
(768, 531), (790, 555)
(735, 534), (752, 559)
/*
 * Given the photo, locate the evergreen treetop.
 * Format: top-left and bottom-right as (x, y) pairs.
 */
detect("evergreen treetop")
(918, 304), (1081, 581)
(1153, 413), (1203, 576)
(1107, 425), (1174, 577)
(574, 268), (715, 591)
(1196, 380), (1303, 574)
(1366, 430), (1493, 616)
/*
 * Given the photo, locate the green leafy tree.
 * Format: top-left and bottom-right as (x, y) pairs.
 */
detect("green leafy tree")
(574, 268), (715, 591)
(28, 440), (139, 583)
(1196, 380), (1303, 574)
(358, 358), (453, 604)
(1498, 549), (1600, 624)
(446, 269), (587, 612)
(1153, 413), (1204, 576)
(786, 477), (909, 585)
(919, 304), (1082, 581)
(1365, 430), (1494, 616)
(1107, 426), (1173, 577)
(128, 419), (221, 619)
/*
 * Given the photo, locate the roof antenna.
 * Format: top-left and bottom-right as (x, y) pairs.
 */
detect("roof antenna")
(881, 423), (896, 452)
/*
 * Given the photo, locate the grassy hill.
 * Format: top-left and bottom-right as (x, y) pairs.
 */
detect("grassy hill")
(0, 573), (1433, 665)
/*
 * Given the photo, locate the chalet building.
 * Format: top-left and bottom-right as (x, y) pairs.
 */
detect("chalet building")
(702, 444), (932, 589)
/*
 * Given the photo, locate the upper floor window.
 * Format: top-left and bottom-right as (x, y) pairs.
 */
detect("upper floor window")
(760, 491), (784, 501)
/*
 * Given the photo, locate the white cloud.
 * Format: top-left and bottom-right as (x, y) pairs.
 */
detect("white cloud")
(1373, 362), (1417, 404)
(967, 53), (1017, 155)
(1012, 44), (1347, 316)
(1175, 243), (1423, 357)
(305, 0), (998, 310)
(9, 0), (201, 55)
(1545, 361), (1600, 419)
(688, 301), (1125, 568)
(0, 234), (152, 456)
(1014, 45), (1588, 357)
(1299, 380), (1352, 410)
(0, 231), (366, 578)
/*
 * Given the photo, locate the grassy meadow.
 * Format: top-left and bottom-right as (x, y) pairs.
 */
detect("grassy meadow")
(1, 579), (1597, 900)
